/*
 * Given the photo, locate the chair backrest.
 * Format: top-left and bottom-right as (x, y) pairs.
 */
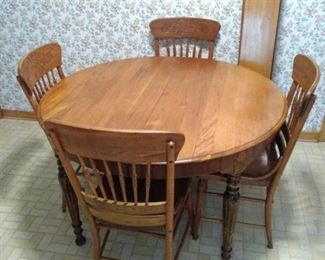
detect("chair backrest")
(45, 121), (185, 227)
(286, 54), (320, 133)
(17, 43), (65, 112)
(271, 54), (320, 177)
(150, 17), (221, 59)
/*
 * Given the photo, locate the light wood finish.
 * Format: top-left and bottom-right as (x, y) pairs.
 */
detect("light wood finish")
(45, 121), (192, 260)
(17, 43), (65, 112)
(1, 108), (321, 142)
(150, 18), (220, 59)
(193, 54), (321, 254)
(40, 57), (287, 163)
(39, 57), (287, 259)
(16, 43), (85, 245)
(239, 0), (281, 78)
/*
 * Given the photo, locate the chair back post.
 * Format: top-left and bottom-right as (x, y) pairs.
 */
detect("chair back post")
(165, 141), (176, 259)
(16, 75), (39, 112)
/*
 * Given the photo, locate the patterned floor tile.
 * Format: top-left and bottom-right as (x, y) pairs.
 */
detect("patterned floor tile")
(1, 119), (324, 259)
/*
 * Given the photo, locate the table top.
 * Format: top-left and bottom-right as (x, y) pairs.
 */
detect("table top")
(40, 57), (287, 163)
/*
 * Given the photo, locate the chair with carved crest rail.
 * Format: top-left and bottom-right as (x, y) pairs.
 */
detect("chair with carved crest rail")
(17, 43), (65, 111)
(192, 54), (320, 248)
(16, 43), (70, 213)
(45, 121), (193, 260)
(150, 17), (221, 59)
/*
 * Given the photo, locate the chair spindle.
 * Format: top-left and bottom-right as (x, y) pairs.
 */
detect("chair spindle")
(145, 163), (151, 205)
(117, 162), (127, 203)
(131, 164), (138, 204)
(103, 161), (117, 202)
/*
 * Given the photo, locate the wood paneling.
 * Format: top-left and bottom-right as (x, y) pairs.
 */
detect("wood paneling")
(0, 108), (3, 118)
(239, 0), (281, 78)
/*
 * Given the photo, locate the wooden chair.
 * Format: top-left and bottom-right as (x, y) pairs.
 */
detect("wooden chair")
(192, 54), (320, 248)
(45, 122), (193, 260)
(16, 43), (69, 212)
(17, 43), (65, 111)
(150, 17), (221, 59)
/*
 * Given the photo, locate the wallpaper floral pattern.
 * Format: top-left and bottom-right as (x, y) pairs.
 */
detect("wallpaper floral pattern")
(272, 0), (325, 131)
(0, 0), (242, 110)
(0, 0), (324, 131)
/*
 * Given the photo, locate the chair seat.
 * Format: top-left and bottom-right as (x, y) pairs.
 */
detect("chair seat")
(202, 144), (278, 186)
(242, 145), (278, 178)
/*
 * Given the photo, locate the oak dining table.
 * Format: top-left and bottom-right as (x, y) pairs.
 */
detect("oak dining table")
(39, 57), (287, 259)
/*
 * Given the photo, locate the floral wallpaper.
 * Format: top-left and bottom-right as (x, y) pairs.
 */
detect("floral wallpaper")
(0, 0), (324, 131)
(272, 0), (325, 131)
(0, 0), (242, 110)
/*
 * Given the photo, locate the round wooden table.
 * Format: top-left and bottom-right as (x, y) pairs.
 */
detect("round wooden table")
(40, 57), (287, 258)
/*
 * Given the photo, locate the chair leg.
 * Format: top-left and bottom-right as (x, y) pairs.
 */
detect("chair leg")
(90, 227), (101, 260)
(192, 179), (207, 240)
(56, 154), (85, 246)
(265, 195), (273, 249)
(175, 217), (190, 260)
(100, 229), (111, 258)
(165, 229), (173, 260)
(61, 193), (66, 212)
(187, 186), (194, 230)
(174, 187), (193, 259)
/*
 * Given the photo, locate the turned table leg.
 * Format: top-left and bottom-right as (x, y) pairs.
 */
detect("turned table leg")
(56, 154), (86, 246)
(222, 175), (240, 259)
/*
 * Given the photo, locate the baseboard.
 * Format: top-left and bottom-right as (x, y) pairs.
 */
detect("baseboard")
(1, 109), (36, 120)
(299, 131), (319, 142)
(319, 116), (325, 142)
(0, 109), (323, 142)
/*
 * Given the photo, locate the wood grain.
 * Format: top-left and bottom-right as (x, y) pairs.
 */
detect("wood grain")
(47, 121), (191, 259)
(16, 42), (86, 245)
(239, 0), (281, 78)
(0, 109), (319, 142)
(17, 43), (65, 112)
(39, 57), (287, 163)
(193, 54), (321, 253)
(150, 17), (220, 59)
